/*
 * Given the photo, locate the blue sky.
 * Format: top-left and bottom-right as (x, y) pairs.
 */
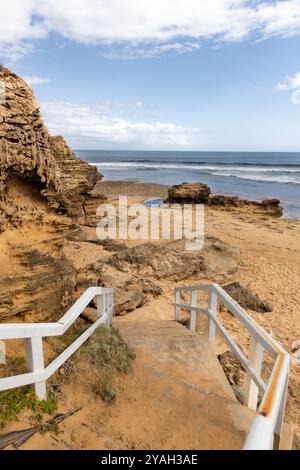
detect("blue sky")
(0, 1), (300, 151)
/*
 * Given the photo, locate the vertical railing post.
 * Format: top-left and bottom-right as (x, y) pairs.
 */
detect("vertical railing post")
(174, 290), (181, 321)
(0, 341), (6, 365)
(96, 293), (105, 319)
(208, 290), (218, 347)
(244, 335), (264, 410)
(190, 291), (197, 332)
(108, 292), (114, 325)
(25, 337), (46, 400)
(97, 292), (113, 325)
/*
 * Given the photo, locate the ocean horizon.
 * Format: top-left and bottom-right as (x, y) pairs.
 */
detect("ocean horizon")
(76, 150), (300, 219)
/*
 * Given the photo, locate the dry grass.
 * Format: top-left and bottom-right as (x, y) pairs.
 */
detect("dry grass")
(82, 325), (136, 402)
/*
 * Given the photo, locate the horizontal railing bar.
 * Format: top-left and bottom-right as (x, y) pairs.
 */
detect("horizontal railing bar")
(210, 314), (267, 394)
(0, 287), (113, 340)
(0, 323), (62, 340)
(175, 284), (213, 293)
(0, 369), (45, 391)
(57, 289), (97, 331)
(243, 415), (275, 450)
(45, 310), (110, 378)
(174, 301), (267, 394)
(0, 309), (112, 392)
(174, 303), (209, 315)
(259, 353), (290, 420)
(211, 284), (282, 357)
(176, 284), (278, 357)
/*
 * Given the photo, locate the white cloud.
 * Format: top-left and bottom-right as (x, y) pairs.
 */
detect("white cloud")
(23, 76), (50, 85)
(0, 1), (300, 61)
(41, 101), (200, 148)
(275, 71), (300, 104)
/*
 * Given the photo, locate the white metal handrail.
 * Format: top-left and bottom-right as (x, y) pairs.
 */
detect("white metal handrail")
(174, 283), (290, 450)
(0, 287), (113, 400)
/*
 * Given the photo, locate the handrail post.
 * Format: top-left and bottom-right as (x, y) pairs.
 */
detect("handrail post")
(190, 291), (197, 332)
(208, 291), (218, 347)
(244, 335), (264, 410)
(108, 292), (114, 325)
(0, 341), (6, 365)
(25, 337), (46, 400)
(96, 293), (105, 319)
(174, 290), (181, 321)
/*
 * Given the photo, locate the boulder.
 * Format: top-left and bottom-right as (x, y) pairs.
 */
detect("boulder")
(166, 182), (211, 204)
(113, 287), (147, 316)
(222, 282), (272, 313)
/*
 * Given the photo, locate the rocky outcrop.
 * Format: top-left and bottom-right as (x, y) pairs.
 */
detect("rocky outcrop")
(166, 182), (211, 204)
(0, 66), (105, 227)
(0, 249), (77, 321)
(209, 195), (283, 217)
(166, 181), (283, 217)
(48, 136), (106, 225)
(108, 237), (239, 281)
(222, 282), (272, 313)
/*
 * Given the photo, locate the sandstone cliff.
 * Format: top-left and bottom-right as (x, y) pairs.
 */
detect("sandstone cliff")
(0, 67), (105, 321)
(0, 66), (105, 228)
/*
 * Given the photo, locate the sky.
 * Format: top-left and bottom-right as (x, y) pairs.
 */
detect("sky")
(0, 0), (300, 151)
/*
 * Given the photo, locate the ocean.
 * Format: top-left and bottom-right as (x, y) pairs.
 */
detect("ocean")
(75, 150), (300, 219)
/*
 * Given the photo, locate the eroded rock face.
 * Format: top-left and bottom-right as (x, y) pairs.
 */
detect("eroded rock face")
(0, 249), (77, 321)
(0, 66), (105, 227)
(166, 182), (211, 204)
(108, 237), (239, 281)
(0, 67), (105, 322)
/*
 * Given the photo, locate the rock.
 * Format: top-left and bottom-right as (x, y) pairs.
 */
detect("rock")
(113, 287), (147, 316)
(217, 351), (246, 404)
(209, 195), (283, 217)
(81, 307), (98, 323)
(292, 340), (300, 353)
(218, 351), (246, 387)
(292, 341), (300, 365)
(134, 279), (163, 297)
(166, 182), (211, 204)
(48, 136), (106, 225)
(108, 237), (239, 281)
(222, 282), (272, 313)
(0, 67), (109, 322)
(97, 239), (128, 252)
(0, 66), (105, 227)
(0, 250), (77, 321)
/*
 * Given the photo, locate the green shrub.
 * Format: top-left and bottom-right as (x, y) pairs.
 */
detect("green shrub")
(0, 387), (58, 429)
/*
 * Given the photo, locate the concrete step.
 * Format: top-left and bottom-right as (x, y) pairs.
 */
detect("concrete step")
(113, 318), (256, 450)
